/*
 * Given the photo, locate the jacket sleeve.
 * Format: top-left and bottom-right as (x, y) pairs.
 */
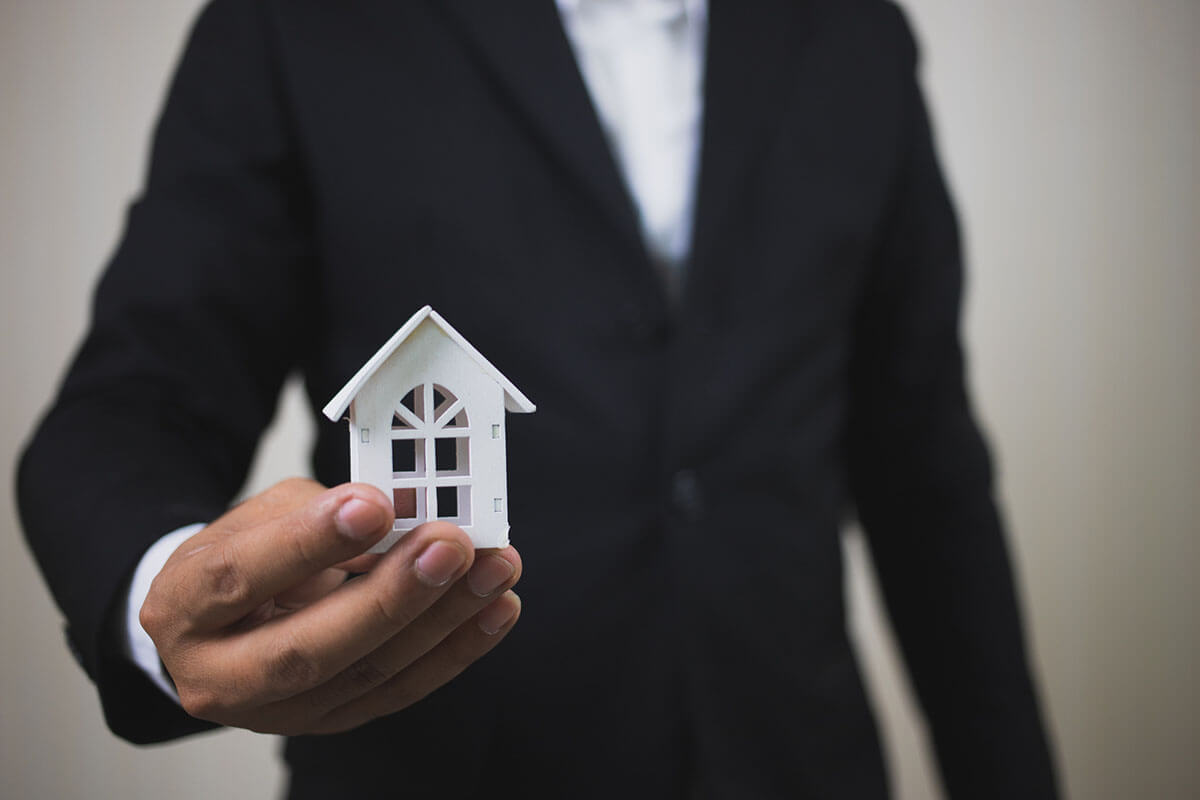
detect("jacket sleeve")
(16, 0), (314, 744)
(845, 5), (1059, 797)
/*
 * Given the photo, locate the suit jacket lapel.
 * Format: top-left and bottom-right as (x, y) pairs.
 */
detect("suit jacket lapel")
(685, 0), (815, 315)
(430, 0), (816, 314)
(435, 0), (653, 271)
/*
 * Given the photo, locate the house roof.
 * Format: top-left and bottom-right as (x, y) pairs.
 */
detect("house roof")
(322, 305), (536, 421)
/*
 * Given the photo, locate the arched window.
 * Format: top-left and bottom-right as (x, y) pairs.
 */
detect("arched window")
(389, 383), (471, 530)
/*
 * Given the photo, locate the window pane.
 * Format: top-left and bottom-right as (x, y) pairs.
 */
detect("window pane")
(435, 437), (457, 472)
(432, 384), (463, 426)
(400, 388), (417, 414)
(392, 438), (420, 475)
(433, 436), (469, 477)
(393, 488), (418, 519)
(436, 486), (458, 518)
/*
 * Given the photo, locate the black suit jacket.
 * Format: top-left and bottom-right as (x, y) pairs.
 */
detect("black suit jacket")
(18, 0), (1058, 797)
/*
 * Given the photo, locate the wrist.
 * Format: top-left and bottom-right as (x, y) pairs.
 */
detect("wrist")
(121, 523), (207, 701)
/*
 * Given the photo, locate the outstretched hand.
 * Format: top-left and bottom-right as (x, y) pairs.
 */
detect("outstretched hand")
(139, 478), (521, 735)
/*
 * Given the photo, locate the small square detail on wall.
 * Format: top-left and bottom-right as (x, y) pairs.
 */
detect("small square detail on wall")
(493, 497), (503, 512)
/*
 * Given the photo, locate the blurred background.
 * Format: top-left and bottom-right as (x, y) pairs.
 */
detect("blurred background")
(1, 1), (1196, 797)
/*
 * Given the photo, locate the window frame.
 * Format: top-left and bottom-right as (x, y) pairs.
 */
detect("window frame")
(389, 383), (472, 530)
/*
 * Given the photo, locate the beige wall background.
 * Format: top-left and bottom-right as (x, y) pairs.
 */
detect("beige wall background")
(2, 1), (1196, 797)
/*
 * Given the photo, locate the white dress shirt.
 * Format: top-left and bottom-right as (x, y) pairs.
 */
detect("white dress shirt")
(122, 0), (709, 697)
(557, 0), (707, 274)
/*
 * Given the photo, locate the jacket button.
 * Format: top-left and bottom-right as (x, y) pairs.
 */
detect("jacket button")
(671, 470), (704, 520)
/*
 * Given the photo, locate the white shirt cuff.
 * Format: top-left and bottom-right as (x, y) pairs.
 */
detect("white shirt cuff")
(121, 523), (207, 702)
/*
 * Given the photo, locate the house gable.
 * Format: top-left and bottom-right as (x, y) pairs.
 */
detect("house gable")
(323, 305), (535, 423)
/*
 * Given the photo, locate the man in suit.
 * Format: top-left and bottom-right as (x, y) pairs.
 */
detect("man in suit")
(18, 0), (1059, 796)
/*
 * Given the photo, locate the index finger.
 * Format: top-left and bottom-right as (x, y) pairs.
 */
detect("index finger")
(164, 484), (394, 633)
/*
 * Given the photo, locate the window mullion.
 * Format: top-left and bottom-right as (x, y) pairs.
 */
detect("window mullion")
(434, 398), (465, 428)
(423, 384), (435, 424)
(392, 403), (423, 431)
(424, 432), (437, 520)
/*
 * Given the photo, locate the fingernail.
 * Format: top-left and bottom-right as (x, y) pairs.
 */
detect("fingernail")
(336, 498), (383, 541)
(466, 554), (516, 597)
(477, 592), (520, 635)
(415, 541), (467, 586)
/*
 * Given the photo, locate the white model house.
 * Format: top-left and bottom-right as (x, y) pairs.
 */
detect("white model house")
(323, 306), (535, 552)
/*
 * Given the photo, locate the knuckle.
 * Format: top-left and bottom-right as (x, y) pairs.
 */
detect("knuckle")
(288, 521), (326, 569)
(278, 476), (319, 493)
(178, 685), (224, 721)
(370, 560), (425, 628)
(264, 638), (323, 695)
(140, 566), (188, 636)
(251, 478), (324, 522)
(291, 491), (363, 565)
(272, 477), (323, 504)
(138, 596), (167, 638)
(371, 585), (419, 630)
(202, 543), (254, 610)
(340, 656), (392, 694)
